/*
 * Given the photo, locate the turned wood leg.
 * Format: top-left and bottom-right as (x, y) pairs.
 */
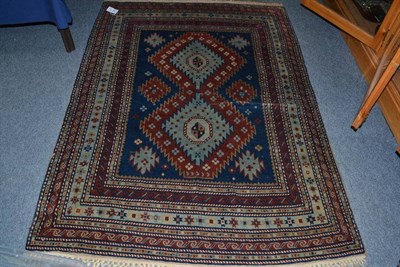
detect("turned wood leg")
(59, 28), (75, 53)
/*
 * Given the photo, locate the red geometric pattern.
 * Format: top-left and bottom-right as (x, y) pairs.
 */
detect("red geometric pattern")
(141, 32), (255, 179)
(138, 77), (171, 104)
(149, 32), (246, 92)
(141, 91), (255, 179)
(227, 80), (257, 105)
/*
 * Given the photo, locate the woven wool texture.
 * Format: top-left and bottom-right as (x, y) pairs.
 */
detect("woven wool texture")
(27, 2), (365, 266)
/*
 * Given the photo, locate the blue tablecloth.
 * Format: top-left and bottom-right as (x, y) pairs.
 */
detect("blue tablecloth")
(0, 0), (72, 30)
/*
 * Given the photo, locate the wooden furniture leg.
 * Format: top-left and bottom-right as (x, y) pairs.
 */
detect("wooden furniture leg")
(59, 28), (75, 53)
(352, 46), (400, 130)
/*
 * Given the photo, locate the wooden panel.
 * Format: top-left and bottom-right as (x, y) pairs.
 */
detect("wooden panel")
(332, 0), (379, 36)
(301, 0), (375, 48)
(373, 0), (400, 57)
(380, 83), (400, 144)
(330, 0), (400, 54)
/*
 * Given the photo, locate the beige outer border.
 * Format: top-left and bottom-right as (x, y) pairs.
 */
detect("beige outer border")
(104, 0), (283, 7)
(46, 251), (366, 267)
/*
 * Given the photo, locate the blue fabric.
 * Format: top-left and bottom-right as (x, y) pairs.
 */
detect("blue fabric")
(0, 0), (72, 29)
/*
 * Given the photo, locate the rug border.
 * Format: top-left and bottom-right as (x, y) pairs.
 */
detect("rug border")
(26, 1), (366, 266)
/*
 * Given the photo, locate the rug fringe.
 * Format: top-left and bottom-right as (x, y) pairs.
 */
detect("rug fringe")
(46, 251), (367, 267)
(104, 0), (283, 7)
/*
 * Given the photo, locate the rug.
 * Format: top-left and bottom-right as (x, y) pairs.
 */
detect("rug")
(26, 2), (365, 266)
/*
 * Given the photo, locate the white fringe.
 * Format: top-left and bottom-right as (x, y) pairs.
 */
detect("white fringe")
(45, 251), (367, 267)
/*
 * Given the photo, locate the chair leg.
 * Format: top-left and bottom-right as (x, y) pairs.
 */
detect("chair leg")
(59, 28), (75, 53)
(352, 47), (400, 130)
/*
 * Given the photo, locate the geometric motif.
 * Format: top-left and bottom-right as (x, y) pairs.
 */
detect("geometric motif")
(129, 146), (159, 175)
(163, 94), (232, 165)
(227, 80), (257, 105)
(27, 3), (365, 266)
(138, 77), (171, 104)
(144, 33), (165, 47)
(142, 31), (255, 179)
(235, 150), (264, 181)
(149, 32), (246, 92)
(170, 40), (224, 89)
(228, 35), (250, 50)
(141, 91), (255, 179)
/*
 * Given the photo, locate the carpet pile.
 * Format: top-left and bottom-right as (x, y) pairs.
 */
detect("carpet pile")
(26, 2), (365, 266)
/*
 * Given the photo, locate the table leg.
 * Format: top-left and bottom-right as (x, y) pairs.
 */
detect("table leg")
(59, 28), (75, 53)
(352, 47), (400, 130)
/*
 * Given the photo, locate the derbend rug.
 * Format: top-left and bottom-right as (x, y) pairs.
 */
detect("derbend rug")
(26, 1), (366, 266)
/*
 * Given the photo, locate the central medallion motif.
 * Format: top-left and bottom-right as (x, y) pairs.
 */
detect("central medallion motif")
(189, 55), (205, 69)
(170, 40), (224, 89)
(141, 32), (255, 179)
(164, 94), (232, 165)
(185, 118), (211, 142)
(141, 93), (255, 179)
(149, 32), (246, 92)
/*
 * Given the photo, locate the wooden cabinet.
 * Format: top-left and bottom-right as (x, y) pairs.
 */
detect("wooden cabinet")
(302, 0), (400, 153)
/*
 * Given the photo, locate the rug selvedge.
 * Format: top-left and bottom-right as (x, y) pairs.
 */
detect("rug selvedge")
(26, 2), (365, 265)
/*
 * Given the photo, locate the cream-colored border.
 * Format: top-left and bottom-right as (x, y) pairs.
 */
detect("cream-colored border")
(104, 0), (283, 7)
(47, 251), (367, 267)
